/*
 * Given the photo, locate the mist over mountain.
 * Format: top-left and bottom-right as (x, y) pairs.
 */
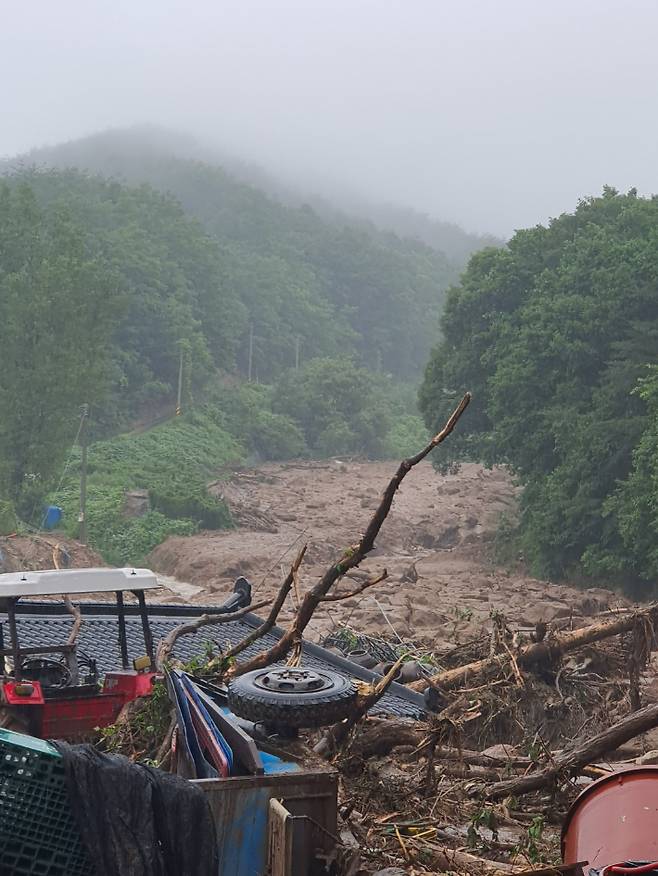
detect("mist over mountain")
(10, 125), (500, 266)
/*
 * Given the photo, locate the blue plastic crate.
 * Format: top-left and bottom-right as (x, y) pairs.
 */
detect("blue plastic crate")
(0, 729), (93, 875)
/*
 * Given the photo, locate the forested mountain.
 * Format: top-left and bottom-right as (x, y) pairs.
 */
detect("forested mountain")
(16, 125), (497, 264)
(311, 197), (503, 265)
(419, 187), (658, 593)
(0, 126), (465, 534)
(12, 127), (458, 379)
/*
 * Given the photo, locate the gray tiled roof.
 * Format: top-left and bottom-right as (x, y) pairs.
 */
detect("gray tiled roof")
(1, 602), (426, 720)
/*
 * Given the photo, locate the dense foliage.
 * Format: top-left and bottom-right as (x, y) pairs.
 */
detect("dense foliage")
(53, 410), (239, 565)
(0, 183), (122, 516)
(272, 359), (426, 458)
(420, 188), (658, 592)
(0, 141), (444, 559)
(211, 371), (427, 462)
(21, 128), (457, 379)
(14, 169), (247, 427)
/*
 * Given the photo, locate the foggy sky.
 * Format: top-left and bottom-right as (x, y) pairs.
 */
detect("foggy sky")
(2, 0), (657, 236)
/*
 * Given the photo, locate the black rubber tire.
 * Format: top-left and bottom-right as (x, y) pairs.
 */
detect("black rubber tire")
(228, 667), (358, 729)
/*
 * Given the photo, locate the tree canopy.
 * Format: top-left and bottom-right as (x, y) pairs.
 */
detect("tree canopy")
(18, 128), (459, 380)
(0, 182), (122, 514)
(419, 187), (658, 592)
(0, 146), (449, 532)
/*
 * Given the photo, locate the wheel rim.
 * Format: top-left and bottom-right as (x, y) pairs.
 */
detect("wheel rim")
(251, 667), (335, 694)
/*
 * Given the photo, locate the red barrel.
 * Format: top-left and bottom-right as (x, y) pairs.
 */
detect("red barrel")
(562, 767), (658, 870)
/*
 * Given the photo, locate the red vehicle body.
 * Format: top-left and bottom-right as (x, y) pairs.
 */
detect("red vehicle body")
(0, 567), (159, 740)
(1, 669), (157, 738)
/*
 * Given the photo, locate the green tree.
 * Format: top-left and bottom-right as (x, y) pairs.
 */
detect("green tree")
(272, 358), (392, 457)
(0, 183), (122, 514)
(420, 187), (658, 589)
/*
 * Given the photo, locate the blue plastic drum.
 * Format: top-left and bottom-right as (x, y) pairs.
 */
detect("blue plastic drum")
(43, 505), (63, 530)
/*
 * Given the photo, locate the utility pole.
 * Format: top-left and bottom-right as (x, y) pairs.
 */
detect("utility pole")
(295, 335), (301, 371)
(79, 404), (89, 546)
(248, 322), (254, 382)
(176, 344), (184, 416)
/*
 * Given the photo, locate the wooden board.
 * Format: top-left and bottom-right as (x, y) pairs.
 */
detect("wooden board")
(268, 798), (293, 876)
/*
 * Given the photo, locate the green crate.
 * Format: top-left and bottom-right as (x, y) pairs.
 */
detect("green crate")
(0, 729), (94, 876)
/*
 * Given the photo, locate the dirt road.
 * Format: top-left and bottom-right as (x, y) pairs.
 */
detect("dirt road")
(149, 460), (622, 648)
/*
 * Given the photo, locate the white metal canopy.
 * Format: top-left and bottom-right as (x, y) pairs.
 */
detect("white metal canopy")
(0, 567), (159, 598)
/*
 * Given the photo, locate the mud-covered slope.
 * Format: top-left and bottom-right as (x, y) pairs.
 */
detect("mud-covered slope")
(149, 461), (623, 645)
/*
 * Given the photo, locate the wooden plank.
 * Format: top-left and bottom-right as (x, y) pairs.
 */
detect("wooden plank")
(269, 799), (293, 876)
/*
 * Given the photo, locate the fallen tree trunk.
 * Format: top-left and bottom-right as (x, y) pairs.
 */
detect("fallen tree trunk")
(349, 718), (533, 767)
(411, 605), (658, 693)
(483, 701), (658, 800)
(423, 845), (518, 875)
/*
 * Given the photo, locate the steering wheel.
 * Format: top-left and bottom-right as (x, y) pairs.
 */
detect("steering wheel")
(20, 657), (72, 689)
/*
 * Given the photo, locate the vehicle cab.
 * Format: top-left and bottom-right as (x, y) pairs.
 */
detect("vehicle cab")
(0, 567), (159, 739)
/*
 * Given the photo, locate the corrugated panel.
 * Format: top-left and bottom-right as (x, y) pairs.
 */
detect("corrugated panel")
(1, 604), (426, 720)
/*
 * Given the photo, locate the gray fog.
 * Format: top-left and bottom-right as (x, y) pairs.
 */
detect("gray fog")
(2, 0), (657, 236)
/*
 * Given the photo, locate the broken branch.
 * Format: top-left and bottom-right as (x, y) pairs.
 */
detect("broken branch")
(231, 393), (471, 677)
(483, 701), (658, 800)
(315, 654), (407, 758)
(155, 599), (270, 669)
(51, 542), (82, 646)
(319, 570), (388, 602)
(222, 546), (307, 663)
(64, 596), (83, 647)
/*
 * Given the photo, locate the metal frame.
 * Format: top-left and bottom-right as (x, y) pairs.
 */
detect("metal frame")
(0, 589), (156, 684)
(0, 567), (158, 597)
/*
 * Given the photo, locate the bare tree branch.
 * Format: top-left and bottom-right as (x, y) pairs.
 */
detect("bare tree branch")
(155, 599), (270, 669)
(315, 654), (407, 757)
(231, 393), (471, 677)
(222, 545), (307, 662)
(319, 570), (388, 602)
(64, 596), (83, 647)
(51, 542), (82, 646)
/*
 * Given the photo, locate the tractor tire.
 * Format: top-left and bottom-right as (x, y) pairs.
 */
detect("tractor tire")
(228, 666), (358, 730)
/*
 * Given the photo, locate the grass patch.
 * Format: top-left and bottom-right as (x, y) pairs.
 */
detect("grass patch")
(51, 408), (242, 565)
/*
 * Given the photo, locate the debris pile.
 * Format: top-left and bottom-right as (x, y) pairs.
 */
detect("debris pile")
(98, 395), (658, 873)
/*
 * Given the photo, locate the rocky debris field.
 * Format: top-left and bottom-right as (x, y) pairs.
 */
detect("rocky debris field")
(149, 460), (625, 646)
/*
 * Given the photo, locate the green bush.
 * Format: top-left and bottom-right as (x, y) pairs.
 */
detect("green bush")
(272, 358), (397, 457)
(382, 415), (429, 458)
(314, 421), (357, 458)
(251, 411), (307, 460)
(206, 371), (430, 463)
(208, 383), (306, 461)
(50, 409), (241, 564)
(0, 498), (17, 535)
(150, 484), (232, 530)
